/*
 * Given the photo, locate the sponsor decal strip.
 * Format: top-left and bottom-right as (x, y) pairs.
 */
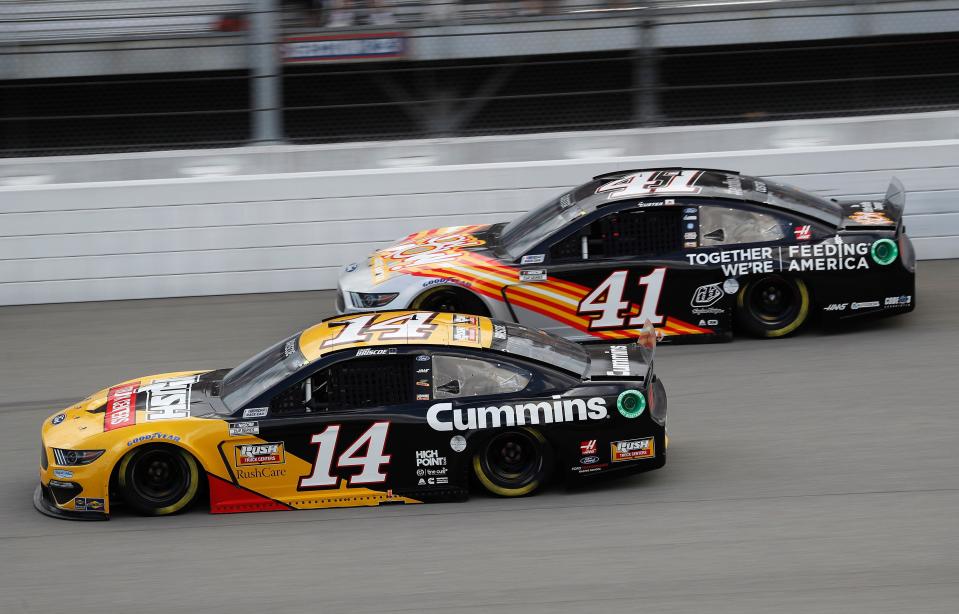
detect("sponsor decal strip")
(104, 382), (139, 432)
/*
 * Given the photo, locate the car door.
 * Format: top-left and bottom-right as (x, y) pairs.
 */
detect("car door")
(682, 201), (798, 328)
(232, 352), (427, 506)
(504, 202), (723, 342)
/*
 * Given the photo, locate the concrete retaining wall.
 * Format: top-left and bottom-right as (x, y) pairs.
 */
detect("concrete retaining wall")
(1, 124), (957, 305)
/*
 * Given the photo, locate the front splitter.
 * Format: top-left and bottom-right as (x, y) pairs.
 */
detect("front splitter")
(33, 485), (108, 521)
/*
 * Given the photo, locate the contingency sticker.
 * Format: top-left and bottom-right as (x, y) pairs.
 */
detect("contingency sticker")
(610, 437), (654, 462)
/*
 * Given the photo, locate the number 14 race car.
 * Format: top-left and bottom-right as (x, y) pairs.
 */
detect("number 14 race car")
(36, 311), (665, 520)
(337, 168), (916, 342)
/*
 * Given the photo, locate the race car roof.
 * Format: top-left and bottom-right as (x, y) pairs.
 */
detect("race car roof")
(576, 168), (843, 226)
(297, 311), (494, 363)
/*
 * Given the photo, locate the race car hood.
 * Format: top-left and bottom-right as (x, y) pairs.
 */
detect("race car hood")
(42, 370), (218, 447)
(345, 224), (506, 289)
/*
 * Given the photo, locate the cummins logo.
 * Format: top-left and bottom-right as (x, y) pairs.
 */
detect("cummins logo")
(427, 397), (608, 431)
(606, 345), (630, 377)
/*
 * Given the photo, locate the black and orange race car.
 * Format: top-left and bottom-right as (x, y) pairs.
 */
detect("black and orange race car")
(336, 168), (915, 342)
(36, 311), (665, 520)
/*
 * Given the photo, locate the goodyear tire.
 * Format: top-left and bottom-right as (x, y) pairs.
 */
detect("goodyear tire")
(473, 429), (552, 497)
(735, 275), (810, 338)
(413, 287), (490, 316)
(118, 445), (201, 516)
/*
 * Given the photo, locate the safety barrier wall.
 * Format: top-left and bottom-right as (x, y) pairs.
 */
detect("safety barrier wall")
(1, 138), (957, 305)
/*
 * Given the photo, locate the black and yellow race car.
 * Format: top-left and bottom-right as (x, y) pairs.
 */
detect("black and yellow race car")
(337, 168), (915, 342)
(36, 311), (666, 520)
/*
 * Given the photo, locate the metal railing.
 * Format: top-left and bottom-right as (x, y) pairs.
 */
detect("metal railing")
(1, 0), (958, 156)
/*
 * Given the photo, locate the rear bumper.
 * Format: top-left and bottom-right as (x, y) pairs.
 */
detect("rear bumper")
(33, 484), (108, 521)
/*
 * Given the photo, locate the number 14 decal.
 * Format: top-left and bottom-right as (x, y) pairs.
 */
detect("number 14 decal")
(299, 422), (391, 489)
(577, 268), (666, 329)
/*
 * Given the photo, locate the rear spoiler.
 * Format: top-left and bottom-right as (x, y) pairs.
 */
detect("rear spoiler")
(839, 177), (906, 231)
(584, 321), (657, 384)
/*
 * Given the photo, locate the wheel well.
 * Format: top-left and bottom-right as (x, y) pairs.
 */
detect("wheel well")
(109, 443), (207, 502)
(734, 274), (813, 337)
(735, 274), (815, 307)
(471, 427), (559, 482)
(411, 285), (491, 316)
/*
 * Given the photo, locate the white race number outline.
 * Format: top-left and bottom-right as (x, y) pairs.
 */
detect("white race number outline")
(596, 170), (704, 199)
(577, 268), (666, 329)
(299, 422), (392, 489)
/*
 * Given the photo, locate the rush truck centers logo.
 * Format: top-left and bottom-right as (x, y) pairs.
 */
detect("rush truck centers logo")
(104, 383), (139, 432)
(610, 437), (655, 462)
(235, 442), (285, 466)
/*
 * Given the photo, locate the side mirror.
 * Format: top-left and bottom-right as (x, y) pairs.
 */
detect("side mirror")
(437, 379), (461, 395)
(703, 228), (724, 243)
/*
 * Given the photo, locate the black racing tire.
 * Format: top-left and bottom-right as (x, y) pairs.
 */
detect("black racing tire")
(412, 287), (490, 317)
(117, 445), (201, 516)
(473, 429), (552, 497)
(735, 275), (811, 338)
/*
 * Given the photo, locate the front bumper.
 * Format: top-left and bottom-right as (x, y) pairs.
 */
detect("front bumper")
(33, 484), (108, 521)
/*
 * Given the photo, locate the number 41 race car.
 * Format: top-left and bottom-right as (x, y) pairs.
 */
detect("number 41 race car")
(36, 311), (665, 520)
(336, 168), (915, 342)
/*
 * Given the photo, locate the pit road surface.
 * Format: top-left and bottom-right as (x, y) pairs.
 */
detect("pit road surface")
(2, 260), (957, 614)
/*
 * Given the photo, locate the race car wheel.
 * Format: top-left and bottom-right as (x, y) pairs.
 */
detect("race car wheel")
(118, 445), (200, 516)
(735, 275), (810, 338)
(473, 429), (552, 497)
(413, 287), (490, 317)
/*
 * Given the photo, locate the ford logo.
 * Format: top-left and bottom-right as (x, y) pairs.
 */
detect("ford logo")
(51, 413), (65, 425)
(581, 456), (599, 465)
(345, 263), (358, 273)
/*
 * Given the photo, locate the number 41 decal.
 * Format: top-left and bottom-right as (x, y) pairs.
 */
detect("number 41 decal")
(577, 268), (666, 329)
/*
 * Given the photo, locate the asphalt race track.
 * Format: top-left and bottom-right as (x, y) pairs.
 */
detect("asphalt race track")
(2, 260), (957, 614)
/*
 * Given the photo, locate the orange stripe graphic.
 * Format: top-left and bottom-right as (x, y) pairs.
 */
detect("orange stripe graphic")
(392, 238), (713, 340)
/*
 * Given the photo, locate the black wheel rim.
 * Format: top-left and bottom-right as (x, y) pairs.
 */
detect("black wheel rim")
(484, 431), (539, 484)
(129, 449), (190, 504)
(747, 276), (800, 327)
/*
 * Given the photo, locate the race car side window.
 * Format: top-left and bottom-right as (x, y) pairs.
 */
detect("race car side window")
(269, 356), (414, 414)
(432, 355), (532, 400)
(269, 366), (332, 416)
(549, 208), (683, 261)
(698, 206), (785, 246)
(327, 356), (414, 410)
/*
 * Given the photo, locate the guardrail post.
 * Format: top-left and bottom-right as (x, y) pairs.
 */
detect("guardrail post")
(250, 0), (283, 144)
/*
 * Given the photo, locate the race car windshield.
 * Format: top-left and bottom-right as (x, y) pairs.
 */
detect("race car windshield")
(501, 323), (590, 377)
(220, 335), (305, 413)
(500, 194), (585, 260)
